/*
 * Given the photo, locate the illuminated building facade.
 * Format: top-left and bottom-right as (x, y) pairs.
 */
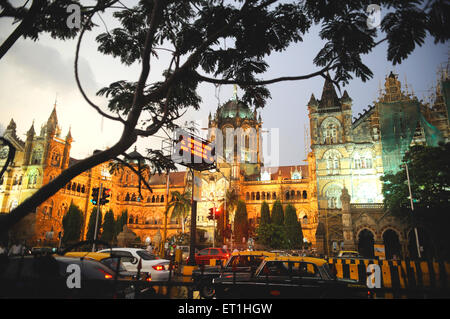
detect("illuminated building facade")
(1, 68), (448, 259)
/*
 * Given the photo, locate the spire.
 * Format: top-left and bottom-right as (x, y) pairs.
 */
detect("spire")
(319, 73), (341, 109)
(308, 93), (318, 106)
(341, 90), (352, 103)
(27, 120), (35, 138)
(6, 118), (16, 131)
(66, 126), (73, 142)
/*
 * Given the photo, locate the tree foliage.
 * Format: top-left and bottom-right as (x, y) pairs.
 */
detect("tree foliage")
(101, 209), (115, 244)
(86, 207), (102, 242)
(233, 200), (249, 245)
(271, 200), (284, 226)
(61, 202), (83, 245)
(284, 204), (303, 249)
(260, 201), (271, 226)
(381, 143), (450, 260)
(115, 209), (128, 237)
(2, 0), (449, 235)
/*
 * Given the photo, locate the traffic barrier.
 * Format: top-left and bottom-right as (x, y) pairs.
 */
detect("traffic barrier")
(327, 258), (449, 289)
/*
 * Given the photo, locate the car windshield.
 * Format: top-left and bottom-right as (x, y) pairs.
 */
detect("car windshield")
(136, 250), (158, 260)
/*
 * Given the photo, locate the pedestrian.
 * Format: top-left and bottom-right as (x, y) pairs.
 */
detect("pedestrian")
(147, 244), (153, 254)
(8, 242), (22, 256)
(0, 244), (6, 255)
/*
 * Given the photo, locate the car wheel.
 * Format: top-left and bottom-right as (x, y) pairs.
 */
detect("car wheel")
(200, 282), (215, 299)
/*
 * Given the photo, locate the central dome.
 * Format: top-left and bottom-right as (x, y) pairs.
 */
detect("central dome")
(217, 99), (255, 120)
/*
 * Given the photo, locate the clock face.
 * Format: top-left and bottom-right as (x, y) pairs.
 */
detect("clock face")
(0, 146), (9, 159)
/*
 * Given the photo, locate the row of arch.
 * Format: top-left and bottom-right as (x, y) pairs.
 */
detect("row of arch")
(337, 226), (436, 260)
(123, 193), (166, 203)
(65, 181), (86, 194)
(245, 190), (307, 201)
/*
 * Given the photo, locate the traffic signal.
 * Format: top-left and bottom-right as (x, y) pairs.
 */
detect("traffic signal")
(100, 188), (111, 205)
(208, 208), (214, 220)
(214, 207), (221, 218)
(91, 187), (100, 205)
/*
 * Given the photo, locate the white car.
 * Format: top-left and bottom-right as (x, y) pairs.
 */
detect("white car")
(97, 248), (171, 281)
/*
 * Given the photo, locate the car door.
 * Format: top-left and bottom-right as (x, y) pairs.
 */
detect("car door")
(208, 248), (220, 265)
(113, 250), (137, 272)
(289, 262), (327, 298)
(252, 261), (291, 298)
(196, 249), (210, 265)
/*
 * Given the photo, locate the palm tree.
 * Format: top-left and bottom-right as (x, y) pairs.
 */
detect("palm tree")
(167, 190), (191, 233)
(225, 188), (239, 220)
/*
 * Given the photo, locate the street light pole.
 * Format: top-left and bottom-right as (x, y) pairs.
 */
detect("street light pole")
(405, 163), (422, 259)
(92, 183), (103, 252)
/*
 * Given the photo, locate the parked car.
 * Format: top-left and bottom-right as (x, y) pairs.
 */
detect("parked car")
(192, 250), (278, 299)
(64, 252), (150, 281)
(187, 247), (231, 266)
(212, 256), (372, 299)
(97, 248), (171, 281)
(0, 254), (136, 298)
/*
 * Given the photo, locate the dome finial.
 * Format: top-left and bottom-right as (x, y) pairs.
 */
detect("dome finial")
(233, 84), (238, 101)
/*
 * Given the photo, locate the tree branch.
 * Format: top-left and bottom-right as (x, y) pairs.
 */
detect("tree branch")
(75, 8), (127, 125)
(194, 60), (338, 86)
(0, 0), (44, 60)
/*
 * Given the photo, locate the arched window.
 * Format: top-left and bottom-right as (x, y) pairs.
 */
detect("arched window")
(324, 123), (337, 144)
(326, 185), (342, 209)
(131, 193), (136, 201)
(354, 151), (373, 169)
(28, 170), (39, 188)
(76, 184), (81, 192)
(81, 185), (85, 193)
(135, 216), (139, 224)
(290, 190), (295, 199)
(297, 191), (301, 199)
(71, 183), (76, 191)
(302, 215), (308, 224)
(303, 190), (307, 199)
(262, 192), (266, 200)
(156, 195), (160, 203)
(251, 192), (255, 200)
(267, 192), (271, 200)
(152, 195), (155, 203)
(125, 193), (130, 201)
(320, 117), (341, 144)
(256, 192), (260, 200)
(128, 216), (134, 224)
(285, 191), (290, 200)
(323, 149), (341, 170)
(160, 195), (164, 202)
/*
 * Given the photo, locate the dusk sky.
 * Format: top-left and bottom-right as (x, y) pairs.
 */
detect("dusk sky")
(0, 1), (448, 168)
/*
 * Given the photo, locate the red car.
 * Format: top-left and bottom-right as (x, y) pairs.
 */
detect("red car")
(188, 248), (231, 266)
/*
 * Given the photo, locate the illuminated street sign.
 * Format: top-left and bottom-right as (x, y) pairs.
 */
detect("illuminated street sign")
(172, 130), (216, 171)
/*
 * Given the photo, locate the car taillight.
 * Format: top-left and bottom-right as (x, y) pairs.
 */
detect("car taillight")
(146, 274), (152, 282)
(97, 267), (113, 279)
(152, 265), (165, 271)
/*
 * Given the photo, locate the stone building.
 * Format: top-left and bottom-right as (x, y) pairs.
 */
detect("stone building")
(1, 69), (448, 259)
(309, 70), (449, 258)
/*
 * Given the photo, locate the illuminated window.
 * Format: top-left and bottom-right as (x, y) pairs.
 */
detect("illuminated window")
(326, 185), (342, 209)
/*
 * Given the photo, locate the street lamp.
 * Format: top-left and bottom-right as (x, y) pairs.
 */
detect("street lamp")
(404, 162), (422, 259)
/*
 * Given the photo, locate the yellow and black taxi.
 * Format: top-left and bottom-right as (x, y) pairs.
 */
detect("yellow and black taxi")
(212, 256), (371, 299)
(192, 250), (279, 299)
